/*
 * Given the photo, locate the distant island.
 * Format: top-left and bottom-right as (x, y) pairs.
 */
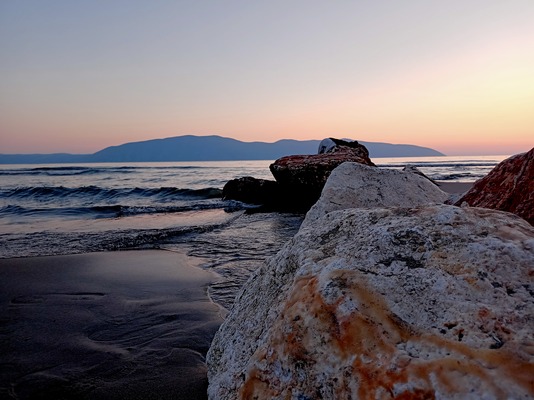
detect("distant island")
(0, 135), (444, 164)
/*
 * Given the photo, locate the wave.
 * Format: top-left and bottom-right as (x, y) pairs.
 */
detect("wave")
(0, 209), (247, 258)
(0, 165), (211, 176)
(430, 173), (484, 181)
(1, 186), (223, 201)
(0, 201), (233, 219)
(377, 161), (499, 168)
(0, 166), (118, 176)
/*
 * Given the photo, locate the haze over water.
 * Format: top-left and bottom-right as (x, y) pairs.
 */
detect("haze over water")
(1, 1), (533, 156)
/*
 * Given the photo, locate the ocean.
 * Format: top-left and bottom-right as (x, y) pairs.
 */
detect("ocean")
(0, 155), (508, 309)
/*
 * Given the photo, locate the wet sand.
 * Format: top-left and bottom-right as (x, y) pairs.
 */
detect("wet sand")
(0, 250), (223, 400)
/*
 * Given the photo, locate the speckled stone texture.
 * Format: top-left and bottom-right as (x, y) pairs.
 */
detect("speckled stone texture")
(207, 205), (534, 399)
(455, 147), (534, 225)
(304, 162), (448, 225)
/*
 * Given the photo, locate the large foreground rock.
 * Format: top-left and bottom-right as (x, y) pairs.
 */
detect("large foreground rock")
(305, 162), (448, 224)
(207, 205), (534, 399)
(269, 140), (375, 209)
(455, 147), (534, 225)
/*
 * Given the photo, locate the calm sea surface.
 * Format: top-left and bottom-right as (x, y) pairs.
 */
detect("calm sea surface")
(0, 155), (508, 308)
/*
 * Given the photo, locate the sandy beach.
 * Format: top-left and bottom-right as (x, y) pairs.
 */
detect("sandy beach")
(0, 250), (223, 400)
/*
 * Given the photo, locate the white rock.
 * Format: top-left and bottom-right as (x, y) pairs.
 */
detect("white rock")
(207, 205), (534, 399)
(317, 138), (337, 154)
(304, 162), (448, 225)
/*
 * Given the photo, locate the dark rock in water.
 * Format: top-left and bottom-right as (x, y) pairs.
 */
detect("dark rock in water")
(269, 139), (375, 209)
(455, 147), (534, 225)
(222, 176), (293, 213)
(222, 177), (280, 205)
(222, 177), (303, 212)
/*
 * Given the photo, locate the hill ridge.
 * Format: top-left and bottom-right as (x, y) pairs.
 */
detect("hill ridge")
(0, 135), (444, 164)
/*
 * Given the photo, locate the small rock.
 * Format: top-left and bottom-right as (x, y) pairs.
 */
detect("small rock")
(222, 176), (280, 205)
(317, 138), (337, 154)
(317, 138), (368, 155)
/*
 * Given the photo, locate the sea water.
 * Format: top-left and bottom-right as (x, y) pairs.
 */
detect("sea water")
(0, 155), (508, 309)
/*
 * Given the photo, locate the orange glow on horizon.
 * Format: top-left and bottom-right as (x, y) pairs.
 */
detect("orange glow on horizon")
(1, 4), (532, 157)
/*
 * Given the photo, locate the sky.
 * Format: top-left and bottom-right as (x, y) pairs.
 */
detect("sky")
(1, 1), (533, 156)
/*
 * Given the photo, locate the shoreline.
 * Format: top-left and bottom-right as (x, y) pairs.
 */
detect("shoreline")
(0, 181), (474, 398)
(0, 249), (223, 400)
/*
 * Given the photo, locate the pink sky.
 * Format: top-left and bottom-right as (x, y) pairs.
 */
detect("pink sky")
(1, 1), (532, 156)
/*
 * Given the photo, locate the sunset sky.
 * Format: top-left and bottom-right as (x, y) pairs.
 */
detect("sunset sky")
(1, 1), (533, 156)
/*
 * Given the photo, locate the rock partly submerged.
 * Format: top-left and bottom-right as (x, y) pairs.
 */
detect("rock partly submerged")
(267, 139), (375, 210)
(208, 155), (534, 399)
(207, 205), (534, 399)
(223, 138), (377, 212)
(222, 176), (281, 206)
(455, 147), (534, 225)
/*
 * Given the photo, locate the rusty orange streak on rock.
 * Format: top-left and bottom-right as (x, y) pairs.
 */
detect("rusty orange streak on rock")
(239, 271), (534, 399)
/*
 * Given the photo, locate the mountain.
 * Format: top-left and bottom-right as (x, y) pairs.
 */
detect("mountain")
(0, 135), (444, 164)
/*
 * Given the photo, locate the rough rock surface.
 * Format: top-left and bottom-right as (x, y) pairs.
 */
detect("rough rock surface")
(222, 176), (280, 205)
(304, 162), (448, 224)
(207, 205), (534, 399)
(455, 148), (534, 225)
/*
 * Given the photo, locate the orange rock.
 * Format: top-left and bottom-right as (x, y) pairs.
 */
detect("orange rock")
(456, 148), (534, 225)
